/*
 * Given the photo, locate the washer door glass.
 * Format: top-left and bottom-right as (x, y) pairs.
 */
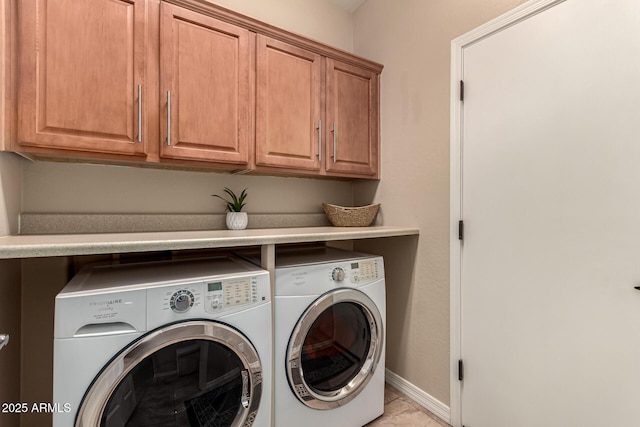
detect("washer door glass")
(287, 288), (383, 410)
(76, 321), (262, 427)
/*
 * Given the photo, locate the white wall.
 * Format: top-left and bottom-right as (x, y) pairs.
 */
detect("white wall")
(21, 0), (356, 217)
(22, 162), (353, 214)
(352, 0), (528, 406)
(211, 0), (354, 51)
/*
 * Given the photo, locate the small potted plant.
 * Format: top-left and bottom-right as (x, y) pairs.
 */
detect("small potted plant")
(212, 187), (248, 230)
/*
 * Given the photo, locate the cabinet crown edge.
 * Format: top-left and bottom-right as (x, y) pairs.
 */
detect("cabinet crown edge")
(164, 0), (384, 74)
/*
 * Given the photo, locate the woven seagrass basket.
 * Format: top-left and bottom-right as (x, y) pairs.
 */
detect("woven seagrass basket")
(321, 203), (380, 227)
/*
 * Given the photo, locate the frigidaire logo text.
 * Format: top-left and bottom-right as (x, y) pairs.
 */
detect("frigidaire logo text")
(89, 299), (123, 307)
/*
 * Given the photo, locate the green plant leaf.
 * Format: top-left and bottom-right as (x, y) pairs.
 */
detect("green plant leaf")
(212, 187), (248, 212)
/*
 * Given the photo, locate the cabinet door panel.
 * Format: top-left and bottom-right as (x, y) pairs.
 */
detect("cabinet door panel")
(160, 3), (251, 165)
(18, 0), (146, 155)
(256, 35), (321, 171)
(325, 59), (379, 177)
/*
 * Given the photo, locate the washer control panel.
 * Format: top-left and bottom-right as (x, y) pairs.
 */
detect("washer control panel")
(146, 272), (269, 326)
(205, 276), (261, 313)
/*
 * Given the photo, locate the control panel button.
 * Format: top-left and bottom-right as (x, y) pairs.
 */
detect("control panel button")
(332, 267), (346, 282)
(170, 290), (194, 313)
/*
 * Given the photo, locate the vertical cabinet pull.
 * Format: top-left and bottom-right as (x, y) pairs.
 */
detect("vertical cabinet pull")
(166, 91), (171, 146)
(317, 119), (322, 162)
(332, 123), (337, 163)
(137, 85), (142, 142)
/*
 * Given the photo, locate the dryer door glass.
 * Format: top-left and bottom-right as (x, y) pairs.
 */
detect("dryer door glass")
(76, 321), (262, 427)
(301, 302), (370, 392)
(287, 288), (383, 410)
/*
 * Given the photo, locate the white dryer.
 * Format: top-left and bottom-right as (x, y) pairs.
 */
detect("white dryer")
(53, 256), (271, 427)
(243, 246), (386, 427)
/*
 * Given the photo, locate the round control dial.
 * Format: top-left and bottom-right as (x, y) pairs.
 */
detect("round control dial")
(332, 267), (346, 282)
(170, 290), (194, 313)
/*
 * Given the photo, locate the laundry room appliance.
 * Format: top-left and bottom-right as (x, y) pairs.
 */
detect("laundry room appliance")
(242, 246), (386, 427)
(53, 256), (271, 427)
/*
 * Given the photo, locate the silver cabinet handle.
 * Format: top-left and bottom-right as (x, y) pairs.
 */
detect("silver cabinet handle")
(0, 334), (8, 351)
(317, 119), (322, 162)
(332, 122), (337, 163)
(166, 90), (171, 146)
(137, 85), (142, 142)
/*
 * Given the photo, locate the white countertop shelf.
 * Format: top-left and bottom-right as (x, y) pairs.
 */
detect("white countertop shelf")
(0, 226), (419, 259)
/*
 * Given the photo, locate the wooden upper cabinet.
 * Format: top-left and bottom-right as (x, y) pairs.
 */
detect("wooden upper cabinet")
(325, 59), (379, 178)
(160, 3), (252, 166)
(17, 0), (147, 156)
(255, 35), (322, 171)
(11, 0), (381, 177)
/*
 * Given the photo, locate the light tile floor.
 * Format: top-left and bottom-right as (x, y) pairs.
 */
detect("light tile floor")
(365, 385), (451, 427)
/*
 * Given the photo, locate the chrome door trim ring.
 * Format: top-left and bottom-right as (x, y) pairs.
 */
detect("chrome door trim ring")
(75, 320), (263, 427)
(286, 288), (383, 410)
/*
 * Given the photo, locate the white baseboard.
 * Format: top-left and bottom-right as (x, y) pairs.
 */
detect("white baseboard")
(385, 369), (451, 425)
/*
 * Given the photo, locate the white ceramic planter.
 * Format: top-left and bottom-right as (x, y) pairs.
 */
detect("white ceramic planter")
(226, 212), (248, 230)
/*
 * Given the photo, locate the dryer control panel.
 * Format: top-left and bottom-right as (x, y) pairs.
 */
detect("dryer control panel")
(329, 259), (381, 284)
(275, 254), (384, 296)
(349, 259), (380, 283)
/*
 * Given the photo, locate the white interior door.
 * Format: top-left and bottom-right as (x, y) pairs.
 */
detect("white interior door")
(457, 0), (640, 425)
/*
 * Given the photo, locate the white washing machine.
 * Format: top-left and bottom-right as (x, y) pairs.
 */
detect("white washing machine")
(53, 256), (271, 427)
(242, 246), (386, 427)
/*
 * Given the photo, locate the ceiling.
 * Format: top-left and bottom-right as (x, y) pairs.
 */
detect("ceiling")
(327, 0), (366, 13)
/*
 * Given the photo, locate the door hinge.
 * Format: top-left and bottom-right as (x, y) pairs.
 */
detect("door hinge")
(458, 359), (464, 381)
(460, 80), (464, 102)
(458, 220), (464, 241)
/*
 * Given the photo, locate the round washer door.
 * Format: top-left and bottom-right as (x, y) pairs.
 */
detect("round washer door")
(76, 320), (262, 427)
(286, 288), (383, 409)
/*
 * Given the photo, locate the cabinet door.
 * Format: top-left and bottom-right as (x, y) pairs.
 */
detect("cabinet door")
(255, 35), (322, 171)
(325, 59), (379, 178)
(160, 3), (251, 166)
(17, 0), (147, 156)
